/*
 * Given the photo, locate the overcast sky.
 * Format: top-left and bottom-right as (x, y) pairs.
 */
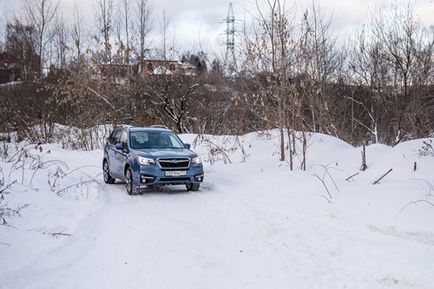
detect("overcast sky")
(1, 0), (433, 57)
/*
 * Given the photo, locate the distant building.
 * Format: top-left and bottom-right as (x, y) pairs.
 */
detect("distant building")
(97, 59), (197, 82)
(141, 60), (196, 77)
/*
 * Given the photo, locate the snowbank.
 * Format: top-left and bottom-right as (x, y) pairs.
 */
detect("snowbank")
(1, 130), (434, 289)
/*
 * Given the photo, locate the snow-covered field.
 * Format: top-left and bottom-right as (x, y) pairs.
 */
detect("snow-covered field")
(1, 131), (434, 289)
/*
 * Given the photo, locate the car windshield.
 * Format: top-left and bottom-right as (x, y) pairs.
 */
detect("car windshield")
(129, 130), (185, 149)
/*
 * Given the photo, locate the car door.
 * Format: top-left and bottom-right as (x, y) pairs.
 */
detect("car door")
(108, 128), (122, 178)
(112, 129), (129, 177)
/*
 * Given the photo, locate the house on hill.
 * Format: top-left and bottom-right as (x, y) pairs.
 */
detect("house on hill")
(97, 59), (197, 82)
(142, 59), (196, 77)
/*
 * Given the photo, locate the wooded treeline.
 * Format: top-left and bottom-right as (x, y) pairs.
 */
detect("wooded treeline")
(0, 0), (433, 154)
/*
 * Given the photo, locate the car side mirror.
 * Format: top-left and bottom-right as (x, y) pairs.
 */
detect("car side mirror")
(115, 143), (124, 150)
(184, 143), (191, 149)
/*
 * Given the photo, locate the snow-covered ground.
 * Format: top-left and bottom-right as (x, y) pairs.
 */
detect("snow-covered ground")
(1, 131), (434, 289)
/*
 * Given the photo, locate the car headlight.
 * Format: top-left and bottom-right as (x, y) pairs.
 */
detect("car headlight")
(137, 156), (155, 165)
(192, 156), (202, 165)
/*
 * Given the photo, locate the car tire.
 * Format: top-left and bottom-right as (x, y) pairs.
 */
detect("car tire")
(186, 183), (200, 192)
(103, 160), (115, 184)
(125, 167), (137, 195)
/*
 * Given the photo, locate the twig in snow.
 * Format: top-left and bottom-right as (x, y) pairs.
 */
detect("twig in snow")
(56, 173), (102, 199)
(193, 135), (233, 165)
(0, 180), (17, 195)
(345, 172), (359, 182)
(56, 178), (96, 197)
(417, 140), (434, 157)
(410, 178), (434, 196)
(397, 199), (434, 216)
(29, 159), (68, 187)
(64, 165), (100, 177)
(49, 232), (72, 237)
(0, 203), (30, 226)
(30, 226), (72, 238)
(373, 169), (393, 185)
(320, 195), (332, 204)
(235, 136), (249, 162)
(312, 162), (342, 203)
(312, 163), (340, 192)
(314, 174), (333, 201)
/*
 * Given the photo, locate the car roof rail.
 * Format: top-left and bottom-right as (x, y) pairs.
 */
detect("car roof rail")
(150, 125), (169, 129)
(116, 124), (133, 128)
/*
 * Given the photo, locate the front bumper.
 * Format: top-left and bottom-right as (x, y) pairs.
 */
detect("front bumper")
(132, 164), (204, 188)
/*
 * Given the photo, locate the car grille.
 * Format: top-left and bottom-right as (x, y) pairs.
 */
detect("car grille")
(158, 158), (190, 169)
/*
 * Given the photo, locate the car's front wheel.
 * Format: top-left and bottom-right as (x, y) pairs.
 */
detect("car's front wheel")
(125, 167), (137, 195)
(186, 183), (200, 192)
(103, 160), (115, 184)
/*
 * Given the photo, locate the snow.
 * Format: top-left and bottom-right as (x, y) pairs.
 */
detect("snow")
(1, 130), (434, 289)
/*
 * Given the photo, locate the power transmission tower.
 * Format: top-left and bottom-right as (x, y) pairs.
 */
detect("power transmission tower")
(223, 3), (237, 76)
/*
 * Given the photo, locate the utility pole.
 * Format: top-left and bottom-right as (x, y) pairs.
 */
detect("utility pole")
(223, 3), (237, 76)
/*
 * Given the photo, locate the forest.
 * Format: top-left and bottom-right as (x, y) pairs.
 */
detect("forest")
(0, 0), (433, 156)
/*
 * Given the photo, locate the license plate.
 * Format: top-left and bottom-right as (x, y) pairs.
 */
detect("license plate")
(165, 170), (187, 177)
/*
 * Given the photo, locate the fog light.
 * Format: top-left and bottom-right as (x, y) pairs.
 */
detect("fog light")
(195, 174), (204, 182)
(141, 175), (154, 183)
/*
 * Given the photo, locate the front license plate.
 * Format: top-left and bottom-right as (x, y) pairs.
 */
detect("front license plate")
(165, 170), (187, 177)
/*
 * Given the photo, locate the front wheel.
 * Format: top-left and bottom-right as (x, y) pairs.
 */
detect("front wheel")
(125, 167), (137, 195)
(103, 160), (115, 184)
(186, 183), (200, 192)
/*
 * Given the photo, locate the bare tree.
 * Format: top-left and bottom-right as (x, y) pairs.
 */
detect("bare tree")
(114, 0), (133, 65)
(348, 26), (386, 143)
(147, 74), (203, 133)
(71, 4), (83, 60)
(238, 1), (339, 168)
(53, 14), (68, 68)
(349, 2), (434, 144)
(376, 3), (433, 143)
(298, 4), (338, 135)
(136, 0), (153, 72)
(121, 0), (132, 65)
(24, 0), (60, 74)
(4, 19), (40, 80)
(114, 7), (124, 63)
(240, 0), (297, 162)
(94, 0), (113, 64)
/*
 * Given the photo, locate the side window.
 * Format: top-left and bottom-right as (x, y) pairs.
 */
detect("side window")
(120, 130), (128, 145)
(108, 130), (115, 144)
(168, 134), (181, 147)
(108, 129), (118, 144)
(113, 129), (122, 144)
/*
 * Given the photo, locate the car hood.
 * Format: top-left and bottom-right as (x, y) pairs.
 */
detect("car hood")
(133, 148), (196, 159)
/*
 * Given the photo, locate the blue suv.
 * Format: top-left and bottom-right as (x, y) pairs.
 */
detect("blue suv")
(103, 126), (204, 195)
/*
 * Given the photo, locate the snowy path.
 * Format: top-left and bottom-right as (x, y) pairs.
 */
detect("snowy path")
(2, 133), (434, 289)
